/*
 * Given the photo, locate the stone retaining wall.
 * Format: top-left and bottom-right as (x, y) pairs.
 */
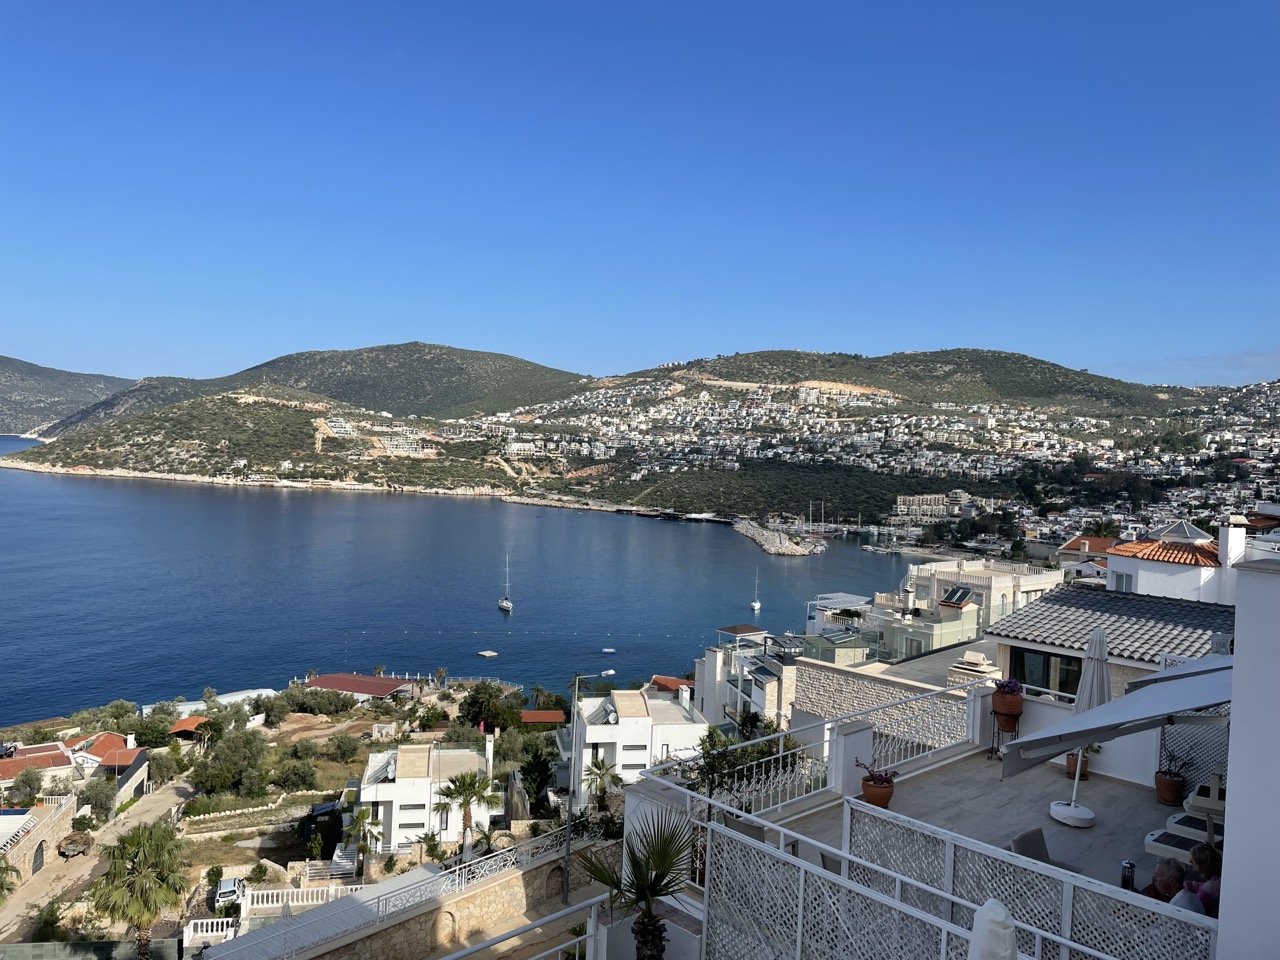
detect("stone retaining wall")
(7, 798), (75, 884)
(310, 840), (619, 960)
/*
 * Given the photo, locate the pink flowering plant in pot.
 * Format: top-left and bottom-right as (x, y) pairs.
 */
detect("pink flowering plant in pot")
(855, 757), (899, 785)
(856, 757), (899, 808)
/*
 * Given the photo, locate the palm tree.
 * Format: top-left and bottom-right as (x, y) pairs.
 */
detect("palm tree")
(343, 805), (382, 875)
(1084, 518), (1121, 538)
(583, 758), (622, 812)
(433, 770), (502, 854)
(471, 824), (509, 856)
(89, 821), (190, 960)
(434, 665), (448, 688)
(576, 810), (692, 960)
(373, 665), (386, 677)
(0, 853), (19, 905)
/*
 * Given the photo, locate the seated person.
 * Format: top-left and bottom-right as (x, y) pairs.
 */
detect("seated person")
(1151, 858), (1203, 914)
(1184, 843), (1222, 919)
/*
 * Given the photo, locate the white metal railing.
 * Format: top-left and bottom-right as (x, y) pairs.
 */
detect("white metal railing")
(843, 799), (1217, 960)
(206, 821), (605, 959)
(184, 917), (240, 948)
(704, 824), (1131, 960)
(40, 793), (74, 808)
(244, 883), (368, 915)
(646, 680), (982, 815)
(0, 813), (38, 856)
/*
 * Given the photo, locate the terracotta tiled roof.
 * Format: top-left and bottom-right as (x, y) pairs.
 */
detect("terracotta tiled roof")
(1058, 536), (1120, 554)
(94, 747), (144, 769)
(1106, 539), (1220, 567)
(648, 675), (689, 693)
(520, 710), (566, 725)
(170, 716), (209, 734)
(304, 673), (412, 698)
(79, 733), (129, 761)
(0, 753), (71, 781)
(985, 584), (1234, 664)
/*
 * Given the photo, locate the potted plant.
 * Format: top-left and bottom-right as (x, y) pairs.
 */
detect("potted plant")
(991, 677), (1024, 732)
(1065, 743), (1101, 780)
(1154, 747), (1189, 805)
(856, 757), (899, 809)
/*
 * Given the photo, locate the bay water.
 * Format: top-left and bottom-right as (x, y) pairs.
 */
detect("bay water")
(0, 435), (912, 725)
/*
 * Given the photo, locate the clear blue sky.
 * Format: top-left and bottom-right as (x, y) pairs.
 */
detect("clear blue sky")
(2, 2), (1275, 387)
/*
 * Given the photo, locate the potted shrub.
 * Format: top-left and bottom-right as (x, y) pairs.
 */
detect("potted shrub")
(1065, 743), (1100, 780)
(856, 757), (899, 809)
(991, 677), (1024, 732)
(1155, 747), (1189, 806)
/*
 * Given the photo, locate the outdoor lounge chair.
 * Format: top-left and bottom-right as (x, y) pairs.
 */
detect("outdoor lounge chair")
(1010, 827), (1078, 872)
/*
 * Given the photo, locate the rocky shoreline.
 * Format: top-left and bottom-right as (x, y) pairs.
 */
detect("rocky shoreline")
(732, 520), (823, 556)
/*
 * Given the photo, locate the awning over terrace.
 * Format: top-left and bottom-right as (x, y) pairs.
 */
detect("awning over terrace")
(1001, 656), (1232, 780)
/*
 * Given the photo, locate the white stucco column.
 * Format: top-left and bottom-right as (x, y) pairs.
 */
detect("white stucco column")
(1216, 559), (1280, 955)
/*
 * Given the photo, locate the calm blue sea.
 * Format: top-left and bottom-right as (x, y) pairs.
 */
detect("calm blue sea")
(0, 435), (912, 725)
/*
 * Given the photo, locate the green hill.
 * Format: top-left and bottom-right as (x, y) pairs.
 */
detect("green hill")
(642, 348), (1195, 416)
(0, 355), (134, 434)
(7, 385), (514, 490)
(41, 342), (591, 437)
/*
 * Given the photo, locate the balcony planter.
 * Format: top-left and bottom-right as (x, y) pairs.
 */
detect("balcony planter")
(860, 777), (894, 809)
(1154, 771), (1187, 806)
(856, 758), (898, 810)
(992, 678), (1023, 733)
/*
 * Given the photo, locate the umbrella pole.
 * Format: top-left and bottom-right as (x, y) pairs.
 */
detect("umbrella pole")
(1068, 749), (1084, 806)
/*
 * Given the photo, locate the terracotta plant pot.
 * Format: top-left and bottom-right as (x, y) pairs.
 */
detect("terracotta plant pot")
(1065, 752), (1089, 780)
(991, 690), (1023, 732)
(861, 777), (894, 809)
(1155, 771), (1187, 806)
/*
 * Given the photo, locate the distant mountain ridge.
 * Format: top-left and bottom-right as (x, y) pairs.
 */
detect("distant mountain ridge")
(0, 356), (134, 434)
(5, 343), (1213, 439)
(645, 348), (1197, 415)
(39, 342), (592, 437)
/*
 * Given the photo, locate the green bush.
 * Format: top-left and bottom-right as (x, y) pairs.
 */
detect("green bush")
(247, 863), (268, 884)
(205, 865), (224, 888)
(71, 814), (96, 833)
(79, 777), (119, 821)
(383, 854), (397, 874)
(273, 759), (317, 792)
(328, 733), (360, 763)
(115, 797), (140, 815)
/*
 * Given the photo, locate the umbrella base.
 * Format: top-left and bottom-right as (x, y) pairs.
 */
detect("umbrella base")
(1050, 801), (1096, 828)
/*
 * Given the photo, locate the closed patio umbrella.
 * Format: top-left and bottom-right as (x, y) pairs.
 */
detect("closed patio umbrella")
(967, 898), (1017, 960)
(1051, 626), (1111, 828)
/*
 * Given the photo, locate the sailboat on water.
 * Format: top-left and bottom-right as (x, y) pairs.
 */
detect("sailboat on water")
(498, 555), (513, 612)
(750, 568), (761, 613)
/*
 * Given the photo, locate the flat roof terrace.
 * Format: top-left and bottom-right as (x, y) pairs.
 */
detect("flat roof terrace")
(782, 751), (1173, 890)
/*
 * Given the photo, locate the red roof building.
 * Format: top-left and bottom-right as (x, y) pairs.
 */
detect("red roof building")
(304, 673), (413, 700)
(520, 710), (566, 726)
(648, 675), (690, 693)
(170, 716), (210, 737)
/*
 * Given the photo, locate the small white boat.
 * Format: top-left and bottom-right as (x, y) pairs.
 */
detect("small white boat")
(601, 647), (617, 654)
(498, 554), (513, 612)
(750, 568), (761, 613)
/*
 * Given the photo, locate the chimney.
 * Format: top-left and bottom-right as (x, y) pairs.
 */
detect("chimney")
(678, 685), (691, 709)
(485, 732), (495, 777)
(126, 733), (136, 749)
(1219, 519), (1247, 567)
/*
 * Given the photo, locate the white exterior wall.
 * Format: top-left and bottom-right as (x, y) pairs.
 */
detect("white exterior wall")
(1217, 561), (1280, 956)
(650, 720), (706, 766)
(1108, 556), (1221, 603)
(572, 695), (708, 795)
(357, 767), (491, 847)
